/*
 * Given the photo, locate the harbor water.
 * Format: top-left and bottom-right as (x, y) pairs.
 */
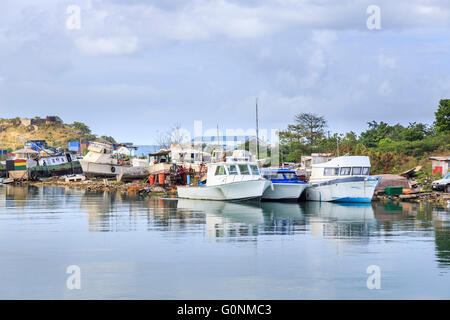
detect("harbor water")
(0, 185), (449, 299)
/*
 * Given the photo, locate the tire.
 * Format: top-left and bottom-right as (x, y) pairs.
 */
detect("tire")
(111, 166), (116, 173)
(445, 184), (450, 193)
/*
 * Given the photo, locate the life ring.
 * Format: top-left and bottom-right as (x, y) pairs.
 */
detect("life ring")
(111, 166), (116, 173)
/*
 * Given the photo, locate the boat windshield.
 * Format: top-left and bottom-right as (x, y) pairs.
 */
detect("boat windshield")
(263, 172), (284, 180)
(324, 168), (339, 176)
(226, 164), (238, 175)
(283, 172), (299, 180)
(249, 164), (259, 175)
(352, 167), (362, 175)
(361, 167), (370, 175)
(214, 165), (226, 176)
(238, 164), (250, 175)
(340, 167), (351, 175)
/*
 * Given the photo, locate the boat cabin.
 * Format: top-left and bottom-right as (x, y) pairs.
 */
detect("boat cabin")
(260, 168), (304, 184)
(309, 156), (371, 183)
(206, 161), (262, 186)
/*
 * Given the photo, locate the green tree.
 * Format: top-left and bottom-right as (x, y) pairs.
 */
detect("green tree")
(280, 113), (326, 147)
(70, 122), (91, 135)
(400, 122), (429, 141)
(359, 121), (391, 148)
(434, 99), (450, 134)
(100, 135), (116, 144)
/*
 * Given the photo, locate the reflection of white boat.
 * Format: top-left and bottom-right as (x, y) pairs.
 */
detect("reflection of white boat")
(305, 156), (379, 203)
(177, 159), (270, 201)
(177, 199), (265, 224)
(260, 169), (308, 200)
(305, 201), (375, 221)
(260, 202), (304, 219)
(79, 142), (149, 181)
(306, 202), (376, 239)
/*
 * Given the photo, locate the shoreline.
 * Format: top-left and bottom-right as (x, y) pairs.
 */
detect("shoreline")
(14, 178), (175, 196)
(4, 178), (450, 206)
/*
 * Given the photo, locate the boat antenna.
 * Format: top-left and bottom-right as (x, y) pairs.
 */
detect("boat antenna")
(255, 97), (259, 160)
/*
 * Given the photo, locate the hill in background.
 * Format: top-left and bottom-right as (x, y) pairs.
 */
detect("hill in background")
(0, 116), (116, 151)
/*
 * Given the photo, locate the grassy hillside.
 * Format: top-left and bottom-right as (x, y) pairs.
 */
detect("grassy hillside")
(0, 117), (115, 151)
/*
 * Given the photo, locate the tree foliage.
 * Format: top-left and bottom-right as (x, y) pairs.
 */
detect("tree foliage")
(70, 122), (91, 135)
(434, 99), (450, 134)
(278, 101), (450, 174)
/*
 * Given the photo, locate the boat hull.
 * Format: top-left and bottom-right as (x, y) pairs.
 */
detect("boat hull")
(79, 160), (149, 180)
(177, 179), (270, 201)
(305, 177), (378, 203)
(262, 183), (308, 200)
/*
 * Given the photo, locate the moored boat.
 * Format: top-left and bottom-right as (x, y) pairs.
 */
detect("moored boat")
(260, 168), (308, 201)
(305, 156), (379, 203)
(177, 159), (270, 201)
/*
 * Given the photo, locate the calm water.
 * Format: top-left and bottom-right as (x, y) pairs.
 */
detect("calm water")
(0, 185), (449, 299)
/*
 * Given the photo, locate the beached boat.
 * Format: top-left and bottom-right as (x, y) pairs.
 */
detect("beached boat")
(305, 156), (379, 203)
(177, 159), (270, 201)
(260, 168), (309, 200)
(79, 142), (149, 181)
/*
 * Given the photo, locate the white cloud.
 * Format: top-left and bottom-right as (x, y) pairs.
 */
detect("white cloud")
(378, 80), (392, 96)
(74, 36), (138, 55)
(378, 54), (396, 69)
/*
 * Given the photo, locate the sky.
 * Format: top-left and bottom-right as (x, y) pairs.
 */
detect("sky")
(0, 0), (450, 144)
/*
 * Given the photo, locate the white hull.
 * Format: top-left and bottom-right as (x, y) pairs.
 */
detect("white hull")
(79, 160), (149, 180)
(306, 177), (378, 203)
(262, 183), (308, 200)
(177, 179), (270, 201)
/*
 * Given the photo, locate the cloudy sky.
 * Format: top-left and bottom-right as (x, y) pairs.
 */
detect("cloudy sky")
(0, 0), (449, 144)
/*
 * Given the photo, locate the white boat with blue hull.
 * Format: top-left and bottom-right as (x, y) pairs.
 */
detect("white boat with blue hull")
(177, 159), (270, 201)
(260, 168), (308, 200)
(305, 156), (379, 203)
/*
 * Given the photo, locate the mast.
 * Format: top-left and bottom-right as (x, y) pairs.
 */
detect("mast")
(256, 97), (259, 160)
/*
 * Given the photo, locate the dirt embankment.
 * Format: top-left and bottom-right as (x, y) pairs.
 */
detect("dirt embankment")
(22, 177), (175, 196)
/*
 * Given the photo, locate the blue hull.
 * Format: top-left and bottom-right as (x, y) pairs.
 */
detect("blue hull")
(332, 197), (372, 203)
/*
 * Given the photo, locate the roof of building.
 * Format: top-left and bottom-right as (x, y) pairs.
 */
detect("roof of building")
(312, 156), (371, 168)
(12, 148), (39, 154)
(429, 156), (450, 161)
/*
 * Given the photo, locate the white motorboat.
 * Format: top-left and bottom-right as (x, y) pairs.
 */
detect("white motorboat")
(79, 142), (149, 181)
(260, 168), (308, 200)
(177, 158), (270, 201)
(305, 156), (379, 203)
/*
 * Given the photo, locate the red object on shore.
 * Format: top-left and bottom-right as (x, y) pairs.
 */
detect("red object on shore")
(149, 175), (155, 185)
(158, 173), (165, 184)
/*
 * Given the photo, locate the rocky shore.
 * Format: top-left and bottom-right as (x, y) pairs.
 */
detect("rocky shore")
(374, 191), (450, 206)
(21, 177), (175, 196)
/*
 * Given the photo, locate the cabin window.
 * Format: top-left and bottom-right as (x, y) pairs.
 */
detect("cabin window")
(324, 168), (339, 176)
(249, 165), (259, 175)
(226, 164), (238, 175)
(284, 172), (298, 180)
(238, 164), (250, 175)
(352, 167), (362, 175)
(340, 167), (351, 175)
(361, 167), (370, 175)
(215, 165), (226, 176)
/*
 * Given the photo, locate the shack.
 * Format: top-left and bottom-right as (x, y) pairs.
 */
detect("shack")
(373, 174), (411, 192)
(429, 156), (450, 177)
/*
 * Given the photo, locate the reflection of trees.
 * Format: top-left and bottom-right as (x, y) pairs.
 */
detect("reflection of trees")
(433, 207), (450, 268)
(81, 193), (205, 232)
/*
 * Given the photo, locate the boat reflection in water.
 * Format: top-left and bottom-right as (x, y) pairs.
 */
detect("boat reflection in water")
(177, 199), (264, 239)
(303, 201), (376, 240)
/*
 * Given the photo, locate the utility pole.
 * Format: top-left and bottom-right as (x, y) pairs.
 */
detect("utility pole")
(256, 97), (259, 160)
